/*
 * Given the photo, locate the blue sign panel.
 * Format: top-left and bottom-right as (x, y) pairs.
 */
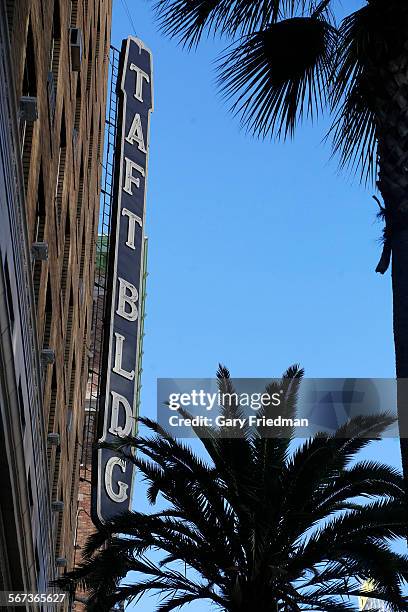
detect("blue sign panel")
(92, 37), (153, 526)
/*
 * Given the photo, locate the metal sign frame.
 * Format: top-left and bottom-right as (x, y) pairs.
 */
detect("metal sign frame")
(91, 36), (153, 526)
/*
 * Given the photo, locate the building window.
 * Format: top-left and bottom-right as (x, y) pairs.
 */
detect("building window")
(67, 355), (76, 432)
(70, 434), (79, 514)
(3, 257), (14, 331)
(47, 371), (58, 468)
(88, 207), (97, 280)
(103, 18), (108, 64)
(18, 380), (26, 433)
(55, 489), (63, 556)
(52, 443), (61, 501)
(34, 167), (46, 243)
(64, 290), (74, 365)
(74, 79), (81, 135)
(87, 111), (94, 171)
(97, 112), (103, 161)
(27, 469), (34, 511)
(61, 215), (70, 300)
(34, 547), (40, 575)
(55, 114), (67, 225)
(83, 0), (89, 26)
(80, 338), (87, 384)
(32, 168), (46, 307)
(86, 38), (92, 92)
(76, 158), (84, 224)
(95, 13), (101, 62)
(21, 21), (37, 192)
(32, 257), (42, 308)
(48, 370), (58, 434)
(43, 280), (52, 349)
(22, 23), (37, 97)
(5, 1), (14, 38)
(48, 0), (61, 123)
(50, 0), (61, 87)
(70, 0), (79, 26)
(79, 230), (86, 282)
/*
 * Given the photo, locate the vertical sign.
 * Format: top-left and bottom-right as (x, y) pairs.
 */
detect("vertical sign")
(92, 37), (153, 526)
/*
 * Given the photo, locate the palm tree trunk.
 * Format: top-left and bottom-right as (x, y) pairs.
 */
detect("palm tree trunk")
(391, 232), (408, 480)
(369, 0), (408, 480)
(376, 59), (408, 482)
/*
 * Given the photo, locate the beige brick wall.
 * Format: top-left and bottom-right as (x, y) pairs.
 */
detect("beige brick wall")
(7, 0), (112, 580)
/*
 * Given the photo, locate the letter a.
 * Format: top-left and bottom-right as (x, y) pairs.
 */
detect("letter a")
(125, 113), (146, 153)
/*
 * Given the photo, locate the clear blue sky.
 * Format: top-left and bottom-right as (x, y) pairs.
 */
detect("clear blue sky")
(110, 1), (403, 609)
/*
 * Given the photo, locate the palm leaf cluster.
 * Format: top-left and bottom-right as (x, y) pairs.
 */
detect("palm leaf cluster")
(58, 366), (408, 611)
(151, 0), (408, 181)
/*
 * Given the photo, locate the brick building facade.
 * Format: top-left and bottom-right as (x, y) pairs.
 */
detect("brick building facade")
(0, 0), (111, 603)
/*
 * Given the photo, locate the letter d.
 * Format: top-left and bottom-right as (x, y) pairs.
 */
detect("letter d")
(109, 391), (133, 437)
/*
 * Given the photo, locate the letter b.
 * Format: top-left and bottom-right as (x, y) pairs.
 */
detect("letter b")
(116, 277), (139, 321)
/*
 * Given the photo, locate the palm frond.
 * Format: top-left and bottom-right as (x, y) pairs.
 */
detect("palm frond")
(329, 3), (388, 182)
(217, 14), (337, 139)
(152, 0), (318, 48)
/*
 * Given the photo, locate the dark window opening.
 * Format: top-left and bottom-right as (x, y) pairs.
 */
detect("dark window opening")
(4, 257), (14, 330)
(27, 470), (34, 510)
(73, 78), (81, 153)
(67, 355), (76, 434)
(47, 371), (58, 468)
(64, 290), (74, 364)
(55, 488), (63, 556)
(50, 0), (61, 83)
(76, 158), (84, 223)
(70, 434), (79, 508)
(21, 124), (34, 193)
(86, 39), (92, 91)
(83, 0), (89, 23)
(32, 257), (42, 308)
(103, 18), (108, 64)
(74, 79), (81, 133)
(48, 0), (61, 122)
(21, 22), (37, 191)
(95, 13), (101, 62)
(34, 167), (46, 243)
(80, 338), (87, 384)
(61, 215), (70, 300)
(32, 168), (46, 308)
(34, 547), (40, 575)
(48, 370), (58, 434)
(97, 112), (103, 161)
(5, 1), (15, 38)
(43, 280), (52, 348)
(22, 23), (37, 97)
(55, 113), (67, 224)
(52, 444), (61, 500)
(18, 380), (26, 433)
(79, 229), (86, 281)
(88, 111), (94, 171)
(70, 0), (79, 26)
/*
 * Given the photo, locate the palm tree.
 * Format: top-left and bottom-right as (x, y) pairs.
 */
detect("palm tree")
(59, 366), (408, 611)
(149, 0), (408, 477)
